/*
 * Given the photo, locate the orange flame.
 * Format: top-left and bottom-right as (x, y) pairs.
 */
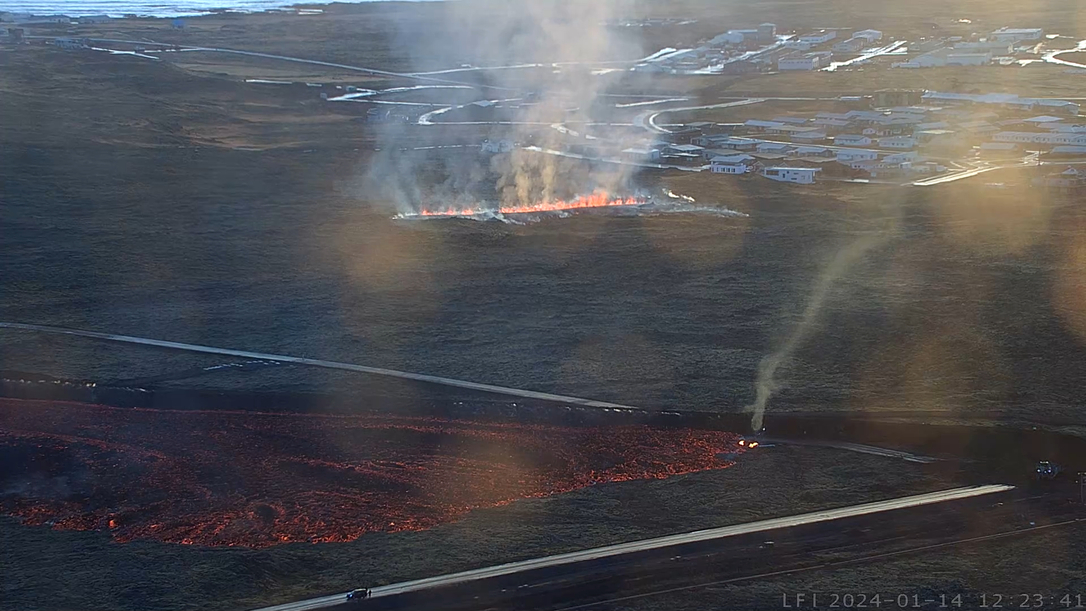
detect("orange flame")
(417, 192), (644, 217)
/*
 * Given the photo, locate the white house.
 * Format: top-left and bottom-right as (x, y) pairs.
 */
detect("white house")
(621, 147), (662, 162)
(53, 37), (88, 50)
(946, 52), (991, 66)
(793, 145), (834, 157)
(989, 27), (1043, 43)
(791, 130), (827, 142)
(878, 136), (917, 149)
(832, 37), (867, 54)
(711, 154), (755, 174)
(834, 134), (872, 147)
(665, 143), (705, 157)
(762, 167), (820, 184)
(882, 151), (920, 163)
(779, 52), (828, 71)
(756, 142), (793, 154)
(481, 139), (515, 153)
(853, 29), (883, 42)
(993, 132), (1086, 146)
(745, 119), (787, 132)
(799, 30), (837, 45)
(1051, 146), (1086, 156)
(954, 40), (1014, 53)
(836, 148), (879, 162)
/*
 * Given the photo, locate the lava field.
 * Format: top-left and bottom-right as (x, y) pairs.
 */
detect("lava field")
(0, 399), (743, 547)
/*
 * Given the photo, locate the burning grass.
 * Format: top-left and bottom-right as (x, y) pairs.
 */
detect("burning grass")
(0, 399), (743, 548)
(397, 192), (649, 219)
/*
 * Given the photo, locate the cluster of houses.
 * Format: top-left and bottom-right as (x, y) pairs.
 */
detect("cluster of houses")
(618, 87), (1085, 183)
(0, 12), (111, 25)
(893, 26), (1044, 68)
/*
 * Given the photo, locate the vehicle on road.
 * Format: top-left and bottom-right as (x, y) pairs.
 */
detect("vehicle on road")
(1036, 461), (1062, 480)
(346, 588), (370, 601)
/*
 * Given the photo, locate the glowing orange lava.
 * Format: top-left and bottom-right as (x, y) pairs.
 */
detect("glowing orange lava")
(418, 192), (645, 217)
(0, 399), (744, 547)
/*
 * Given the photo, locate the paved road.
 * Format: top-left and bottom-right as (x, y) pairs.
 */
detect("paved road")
(0, 322), (638, 410)
(35, 36), (518, 92)
(822, 40), (907, 72)
(251, 485), (1012, 611)
(1043, 41), (1086, 70)
(635, 99), (766, 134)
(912, 154), (1039, 187)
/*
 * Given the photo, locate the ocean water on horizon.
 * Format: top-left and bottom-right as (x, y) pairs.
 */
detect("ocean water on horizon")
(0, 0), (430, 18)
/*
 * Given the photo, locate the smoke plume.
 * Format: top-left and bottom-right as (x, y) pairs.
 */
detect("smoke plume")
(748, 234), (886, 432)
(363, 0), (641, 213)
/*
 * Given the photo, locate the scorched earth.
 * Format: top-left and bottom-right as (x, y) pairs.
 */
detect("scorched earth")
(0, 399), (743, 547)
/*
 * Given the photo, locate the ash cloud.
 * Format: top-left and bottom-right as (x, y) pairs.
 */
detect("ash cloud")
(361, 0), (642, 214)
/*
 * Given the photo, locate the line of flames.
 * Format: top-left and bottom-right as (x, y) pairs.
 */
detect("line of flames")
(416, 192), (646, 217)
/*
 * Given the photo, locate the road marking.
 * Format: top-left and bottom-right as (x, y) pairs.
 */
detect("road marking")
(248, 485), (1012, 610)
(0, 322), (639, 410)
(762, 438), (937, 463)
(554, 516), (1083, 611)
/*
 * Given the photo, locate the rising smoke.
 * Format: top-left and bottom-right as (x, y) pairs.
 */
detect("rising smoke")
(364, 0), (641, 213)
(748, 234), (887, 432)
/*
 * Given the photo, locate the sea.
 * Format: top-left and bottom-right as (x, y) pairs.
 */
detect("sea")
(0, 0), (426, 18)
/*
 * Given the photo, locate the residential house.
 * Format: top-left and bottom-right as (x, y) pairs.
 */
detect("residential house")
(710, 154), (756, 174)
(989, 27), (1043, 43)
(761, 166), (820, 184)
(878, 136), (917, 149)
(835, 148), (879, 162)
(834, 134), (872, 147)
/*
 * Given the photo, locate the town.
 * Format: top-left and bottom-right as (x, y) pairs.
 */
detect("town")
(3, 11), (1085, 191)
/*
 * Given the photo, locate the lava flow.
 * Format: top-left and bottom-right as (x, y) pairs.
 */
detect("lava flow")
(416, 191), (646, 217)
(0, 399), (744, 548)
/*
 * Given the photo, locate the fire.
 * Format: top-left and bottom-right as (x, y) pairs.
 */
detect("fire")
(0, 398), (741, 548)
(417, 192), (645, 217)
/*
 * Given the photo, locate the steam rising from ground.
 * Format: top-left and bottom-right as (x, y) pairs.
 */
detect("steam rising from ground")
(365, 0), (641, 213)
(748, 235), (887, 432)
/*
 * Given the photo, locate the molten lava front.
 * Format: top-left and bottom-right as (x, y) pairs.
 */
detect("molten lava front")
(0, 399), (743, 547)
(417, 192), (646, 217)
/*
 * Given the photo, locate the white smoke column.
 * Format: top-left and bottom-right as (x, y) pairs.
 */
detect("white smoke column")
(366, 0), (640, 213)
(748, 234), (885, 432)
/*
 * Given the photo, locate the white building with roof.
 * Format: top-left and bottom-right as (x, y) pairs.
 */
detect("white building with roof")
(992, 132), (1086, 146)
(989, 27), (1043, 42)
(791, 130), (827, 142)
(1051, 146), (1086, 156)
(878, 136), (917, 149)
(711, 154), (756, 174)
(832, 37), (867, 54)
(757, 142), (793, 153)
(799, 30), (837, 45)
(778, 52), (831, 70)
(834, 134), (872, 147)
(836, 148), (879, 162)
(762, 166), (820, 184)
